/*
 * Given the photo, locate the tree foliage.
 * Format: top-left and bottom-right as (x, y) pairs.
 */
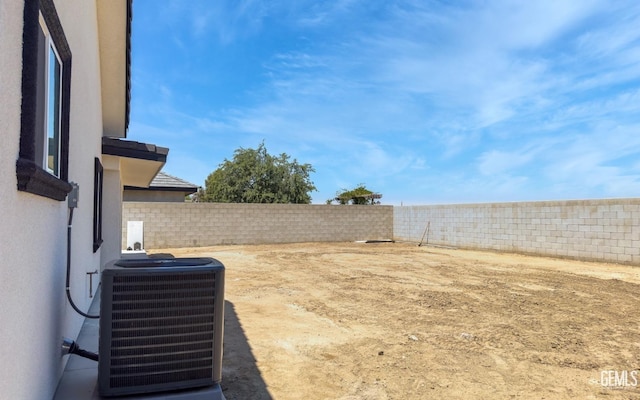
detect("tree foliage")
(329, 184), (382, 205)
(203, 143), (316, 204)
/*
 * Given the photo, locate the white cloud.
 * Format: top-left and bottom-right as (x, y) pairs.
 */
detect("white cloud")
(576, 4), (640, 59)
(130, 0), (640, 204)
(477, 149), (535, 177)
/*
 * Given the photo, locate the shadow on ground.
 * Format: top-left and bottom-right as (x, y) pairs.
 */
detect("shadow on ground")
(222, 301), (272, 400)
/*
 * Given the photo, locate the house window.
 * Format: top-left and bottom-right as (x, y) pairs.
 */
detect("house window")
(45, 37), (62, 176)
(39, 16), (63, 176)
(93, 158), (104, 252)
(16, 0), (72, 200)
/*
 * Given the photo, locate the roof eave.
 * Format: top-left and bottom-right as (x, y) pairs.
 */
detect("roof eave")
(102, 137), (168, 187)
(96, 0), (132, 138)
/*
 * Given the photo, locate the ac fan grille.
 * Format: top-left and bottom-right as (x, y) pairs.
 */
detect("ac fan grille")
(107, 271), (218, 390)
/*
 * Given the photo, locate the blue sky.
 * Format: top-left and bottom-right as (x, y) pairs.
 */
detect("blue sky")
(129, 0), (640, 205)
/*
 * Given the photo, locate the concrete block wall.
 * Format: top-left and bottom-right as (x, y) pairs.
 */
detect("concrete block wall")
(123, 202), (394, 249)
(394, 199), (640, 265)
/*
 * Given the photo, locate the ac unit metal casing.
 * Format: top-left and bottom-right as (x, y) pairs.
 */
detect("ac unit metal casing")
(98, 257), (225, 397)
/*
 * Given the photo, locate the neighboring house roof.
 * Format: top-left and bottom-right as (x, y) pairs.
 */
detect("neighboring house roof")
(125, 172), (199, 194)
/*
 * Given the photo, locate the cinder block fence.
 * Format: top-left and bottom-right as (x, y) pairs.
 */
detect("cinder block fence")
(122, 202), (393, 249)
(394, 199), (640, 265)
(123, 198), (640, 265)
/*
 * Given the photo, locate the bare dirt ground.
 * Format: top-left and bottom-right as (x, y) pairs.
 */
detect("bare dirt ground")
(149, 242), (640, 399)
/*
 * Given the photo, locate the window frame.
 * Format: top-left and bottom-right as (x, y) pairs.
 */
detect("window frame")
(93, 158), (104, 252)
(16, 0), (72, 201)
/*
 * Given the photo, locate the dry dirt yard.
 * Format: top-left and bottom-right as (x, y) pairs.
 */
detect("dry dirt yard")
(149, 242), (640, 400)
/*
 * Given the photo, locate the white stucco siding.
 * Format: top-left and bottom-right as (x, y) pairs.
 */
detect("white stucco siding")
(0, 1), (108, 399)
(0, 3), (52, 399)
(0, 200), (69, 400)
(0, 0), (23, 164)
(57, 0), (105, 357)
(101, 156), (125, 267)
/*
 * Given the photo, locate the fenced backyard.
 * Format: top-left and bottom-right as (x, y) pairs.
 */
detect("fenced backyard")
(126, 198), (640, 398)
(151, 242), (640, 399)
(125, 198), (640, 265)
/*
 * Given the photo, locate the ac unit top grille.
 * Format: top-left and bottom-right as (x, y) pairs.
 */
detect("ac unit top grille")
(112, 274), (216, 292)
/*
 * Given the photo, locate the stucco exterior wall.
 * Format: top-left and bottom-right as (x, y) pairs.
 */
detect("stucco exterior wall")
(122, 202), (394, 249)
(0, 3), (66, 399)
(394, 199), (640, 264)
(0, 1), (106, 399)
(101, 158), (125, 267)
(59, 0), (105, 330)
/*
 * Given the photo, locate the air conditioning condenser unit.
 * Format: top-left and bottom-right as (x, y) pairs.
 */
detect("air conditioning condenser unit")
(98, 257), (225, 398)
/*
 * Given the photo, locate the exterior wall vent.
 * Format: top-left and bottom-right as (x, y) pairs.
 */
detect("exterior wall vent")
(98, 257), (225, 397)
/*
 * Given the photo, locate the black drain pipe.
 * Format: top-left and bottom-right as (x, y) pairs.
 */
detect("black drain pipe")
(62, 184), (99, 362)
(62, 337), (99, 362)
(66, 206), (99, 319)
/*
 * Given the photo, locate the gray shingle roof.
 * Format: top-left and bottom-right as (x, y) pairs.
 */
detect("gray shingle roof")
(150, 172), (198, 190)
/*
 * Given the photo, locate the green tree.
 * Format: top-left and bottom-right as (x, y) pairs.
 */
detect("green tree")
(203, 143), (316, 203)
(329, 184), (382, 205)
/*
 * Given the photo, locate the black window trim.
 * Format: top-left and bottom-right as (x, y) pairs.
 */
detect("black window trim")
(93, 158), (104, 252)
(16, 0), (72, 201)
